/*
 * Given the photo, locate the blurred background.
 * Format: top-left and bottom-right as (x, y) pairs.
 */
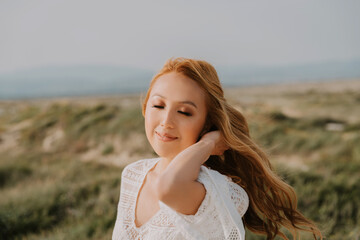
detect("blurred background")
(0, 0), (359, 239)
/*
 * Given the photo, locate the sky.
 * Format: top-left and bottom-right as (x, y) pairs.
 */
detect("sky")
(0, 0), (359, 73)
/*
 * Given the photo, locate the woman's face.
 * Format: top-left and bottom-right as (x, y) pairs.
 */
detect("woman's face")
(145, 72), (208, 160)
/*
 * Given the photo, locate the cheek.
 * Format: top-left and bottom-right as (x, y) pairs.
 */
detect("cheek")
(182, 120), (205, 142)
(144, 109), (154, 136)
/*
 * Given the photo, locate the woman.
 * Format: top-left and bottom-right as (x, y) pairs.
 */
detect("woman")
(112, 58), (322, 239)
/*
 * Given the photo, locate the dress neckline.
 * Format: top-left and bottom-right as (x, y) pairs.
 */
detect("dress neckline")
(133, 158), (161, 230)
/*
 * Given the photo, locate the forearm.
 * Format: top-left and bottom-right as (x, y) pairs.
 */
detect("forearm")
(158, 140), (214, 187)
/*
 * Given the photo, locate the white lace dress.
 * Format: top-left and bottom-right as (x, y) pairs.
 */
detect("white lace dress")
(112, 158), (249, 240)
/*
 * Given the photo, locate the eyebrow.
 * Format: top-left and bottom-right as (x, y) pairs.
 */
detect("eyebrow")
(151, 94), (198, 109)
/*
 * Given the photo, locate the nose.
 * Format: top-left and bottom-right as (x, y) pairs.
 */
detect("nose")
(160, 110), (175, 129)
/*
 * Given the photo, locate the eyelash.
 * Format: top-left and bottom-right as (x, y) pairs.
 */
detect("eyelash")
(152, 105), (192, 116)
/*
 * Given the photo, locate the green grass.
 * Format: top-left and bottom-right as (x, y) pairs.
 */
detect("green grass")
(0, 152), (121, 240)
(18, 103), (145, 150)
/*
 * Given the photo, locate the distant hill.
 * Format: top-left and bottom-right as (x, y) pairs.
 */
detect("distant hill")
(217, 58), (360, 86)
(1, 59), (360, 100)
(0, 65), (154, 100)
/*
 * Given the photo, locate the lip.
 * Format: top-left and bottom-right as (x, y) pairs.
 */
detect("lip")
(155, 131), (178, 142)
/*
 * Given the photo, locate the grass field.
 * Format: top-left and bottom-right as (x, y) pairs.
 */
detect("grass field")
(0, 79), (359, 239)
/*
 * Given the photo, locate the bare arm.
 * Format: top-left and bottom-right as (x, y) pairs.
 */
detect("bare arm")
(156, 131), (228, 215)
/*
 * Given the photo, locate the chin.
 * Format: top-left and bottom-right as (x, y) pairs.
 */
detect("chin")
(157, 151), (177, 160)
(153, 148), (178, 160)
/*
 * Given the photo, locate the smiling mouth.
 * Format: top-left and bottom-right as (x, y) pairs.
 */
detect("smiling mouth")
(155, 131), (178, 142)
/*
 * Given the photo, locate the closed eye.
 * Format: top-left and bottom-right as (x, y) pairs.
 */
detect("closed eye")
(152, 105), (191, 116)
(152, 105), (164, 109)
(178, 111), (192, 116)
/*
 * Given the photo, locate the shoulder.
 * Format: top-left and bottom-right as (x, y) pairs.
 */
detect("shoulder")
(123, 157), (159, 171)
(122, 158), (160, 179)
(199, 166), (249, 217)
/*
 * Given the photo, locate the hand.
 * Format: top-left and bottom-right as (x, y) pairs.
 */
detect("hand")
(199, 130), (229, 156)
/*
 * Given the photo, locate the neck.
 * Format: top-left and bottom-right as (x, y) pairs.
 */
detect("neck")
(153, 157), (172, 175)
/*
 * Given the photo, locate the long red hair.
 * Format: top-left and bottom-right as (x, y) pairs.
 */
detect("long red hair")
(142, 57), (322, 239)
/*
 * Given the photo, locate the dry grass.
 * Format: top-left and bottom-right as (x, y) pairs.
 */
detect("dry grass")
(0, 78), (359, 239)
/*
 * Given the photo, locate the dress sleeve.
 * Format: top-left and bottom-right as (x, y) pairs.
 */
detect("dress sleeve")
(113, 164), (135, 217)
(112, 166), (129, 239)
(226, 178), (249, 217)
